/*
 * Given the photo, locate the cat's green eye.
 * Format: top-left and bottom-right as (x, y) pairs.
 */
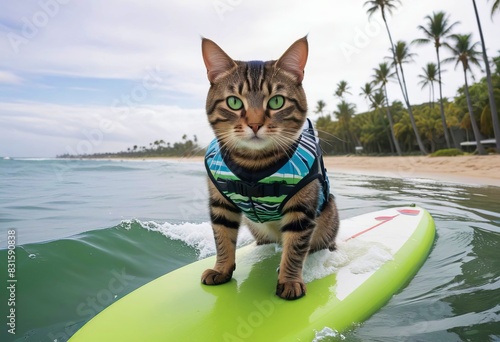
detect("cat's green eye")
(267, 95), (285, 110)
(227, 96), (243, 110)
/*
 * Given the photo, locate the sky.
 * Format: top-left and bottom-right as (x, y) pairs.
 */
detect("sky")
(0, 0), (499, 157)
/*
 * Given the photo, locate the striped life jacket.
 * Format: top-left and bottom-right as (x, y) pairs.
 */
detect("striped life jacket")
(205, 119), (330, 223)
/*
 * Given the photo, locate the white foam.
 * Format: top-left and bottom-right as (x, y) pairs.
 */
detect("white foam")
(14, 157), (60, 161)
(312, 327), (345, 341)
(125, 219), (393, 282)
(303, 239), (393, 283)
(125, 219), (254, 259)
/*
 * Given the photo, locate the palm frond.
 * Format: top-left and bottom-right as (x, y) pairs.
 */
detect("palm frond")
(443, 33), (482, 73)
(363, 0), (401, 19)
(412, 37), (431, 46)
(492, 0), (500, 17)
(416, 11), (460, 49)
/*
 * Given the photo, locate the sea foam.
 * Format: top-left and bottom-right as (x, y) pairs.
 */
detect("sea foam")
(125, 220), (254, 259)
(303, 239), (393, 283)
(127, 219), (393, 281)
(312, 327), (346, 341)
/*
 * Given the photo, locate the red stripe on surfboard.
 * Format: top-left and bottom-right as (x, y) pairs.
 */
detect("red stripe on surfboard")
(344, 214), (399, 242)
(398, 209), (420, 216)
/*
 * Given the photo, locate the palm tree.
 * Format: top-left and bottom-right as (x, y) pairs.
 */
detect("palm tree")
(372, 62), (402, 155)
(314, 100), (327, 116)
(394, 110), (414, 152)
(364, 0), (401, 47)
(360, 82), (376, 106)
(334, 80), (351, 99)
(359, 105), (389, 153)
(472, 0), (500, 152)
(371, 91), (398, 153)
(415, 106), (441, 153)
(418, 63), (439, 109)
(414, 11), (459, 148)
(370, 91), (386, 110)
(443, 33), (486, 155)
(334, 100), (357, 153)
(391, 41), (428, 154)
(364, 0), (427, 154)
(364, 0), (403, 98)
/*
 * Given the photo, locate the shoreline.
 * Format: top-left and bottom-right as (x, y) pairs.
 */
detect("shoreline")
(59, 154), (500, 187)
(172, 154), (500, 187)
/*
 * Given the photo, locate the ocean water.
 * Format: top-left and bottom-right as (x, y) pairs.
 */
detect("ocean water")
(0, 158), (499, 342)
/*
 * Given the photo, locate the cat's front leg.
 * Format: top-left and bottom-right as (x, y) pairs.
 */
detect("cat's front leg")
(201, 186), (241, 285)
(277, 220), (314, 300)
(276, 185), (318, 299)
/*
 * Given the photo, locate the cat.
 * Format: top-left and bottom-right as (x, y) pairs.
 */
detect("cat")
(201, 36), (339, 300)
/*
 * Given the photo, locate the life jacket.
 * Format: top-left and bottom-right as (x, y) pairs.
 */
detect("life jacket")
(205, 119), (330, 223)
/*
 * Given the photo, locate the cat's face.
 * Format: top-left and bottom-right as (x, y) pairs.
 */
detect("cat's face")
(202, 37), (308, 155)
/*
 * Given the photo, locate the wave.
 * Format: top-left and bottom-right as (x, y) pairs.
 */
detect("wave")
(1, 219), (259, 340)
(121, 219), (255, 259)
(69, 164), (145, 172)
(123, 219), (393, 284)
(0, 221), (210, 341)
(1, 157), (60, 161)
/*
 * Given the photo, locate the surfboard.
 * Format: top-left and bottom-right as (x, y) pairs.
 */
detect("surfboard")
(69, 206), (435, 341)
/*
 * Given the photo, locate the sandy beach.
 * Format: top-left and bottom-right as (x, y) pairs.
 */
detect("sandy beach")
(171, 154), (500, 187)
(323, 155), (500, 187)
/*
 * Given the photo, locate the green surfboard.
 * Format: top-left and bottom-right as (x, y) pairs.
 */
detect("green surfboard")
(70, 206), (435, 341)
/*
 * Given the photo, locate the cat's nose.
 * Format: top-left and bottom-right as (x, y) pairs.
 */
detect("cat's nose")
(249, 124), (263, 135)
(245, 107), (264, 134)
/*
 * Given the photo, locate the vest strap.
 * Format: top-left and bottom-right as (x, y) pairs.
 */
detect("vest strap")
(216, 179), (295, 198)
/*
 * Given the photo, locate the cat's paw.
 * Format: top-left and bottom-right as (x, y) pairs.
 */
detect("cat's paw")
(276, 281), (306, 300)
(201, 268), (233, 285)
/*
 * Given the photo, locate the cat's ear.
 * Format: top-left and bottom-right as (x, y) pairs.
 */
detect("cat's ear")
(202, 38), (237, 83)
(275, 37), (308, 84)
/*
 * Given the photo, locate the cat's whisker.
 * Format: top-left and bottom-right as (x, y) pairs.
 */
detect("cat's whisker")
(311, 129), (346, 143)
(268, 135), (294, 161)
(302, 133), (336, 150)
(301, 130), (344, 151)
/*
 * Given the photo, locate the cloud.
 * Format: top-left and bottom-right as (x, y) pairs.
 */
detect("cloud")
(0, 70), (23, 84)
(0, 100), (213, 157)
(0, 0), (499, 157)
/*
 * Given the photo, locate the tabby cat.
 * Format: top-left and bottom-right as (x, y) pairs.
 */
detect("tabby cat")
(201, 37), (339, 300)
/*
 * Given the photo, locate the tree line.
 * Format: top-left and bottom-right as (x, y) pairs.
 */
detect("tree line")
(57, 135), (203, 159)
(315, 0), (500, 156)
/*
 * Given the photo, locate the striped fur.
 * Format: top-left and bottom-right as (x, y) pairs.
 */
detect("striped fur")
(201, 37), (339, 300)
